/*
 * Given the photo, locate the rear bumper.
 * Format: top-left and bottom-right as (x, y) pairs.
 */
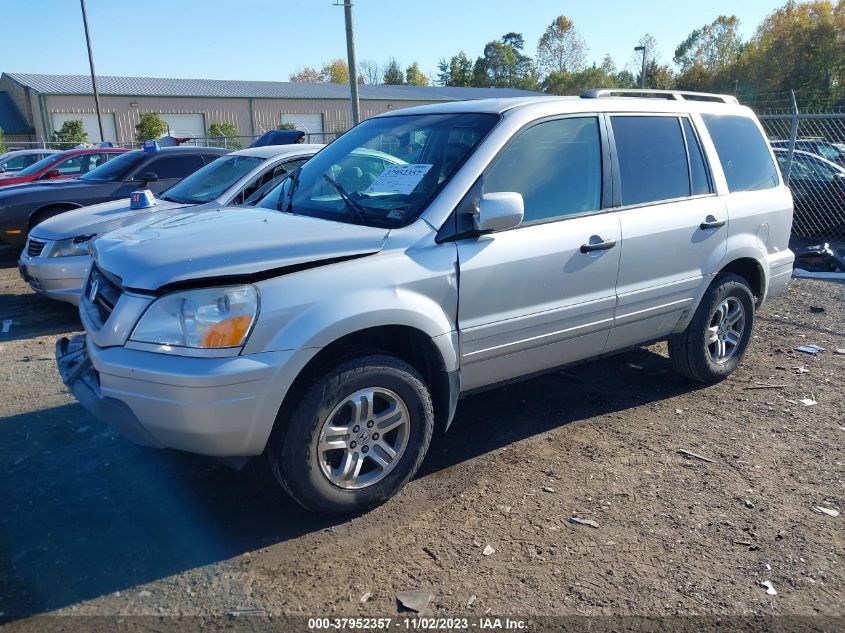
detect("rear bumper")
(19, 251), (88, 306)
(764, 249), (796, 305)
(56, 334), (315, 456)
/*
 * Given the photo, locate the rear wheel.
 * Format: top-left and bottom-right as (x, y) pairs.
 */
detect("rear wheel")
(668, 273), (755, 384)
(267, 354), (434, 514)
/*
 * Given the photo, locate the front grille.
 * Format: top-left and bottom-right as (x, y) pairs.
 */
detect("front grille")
(27, 238), (46, 257)
(84, 264), (123, 327)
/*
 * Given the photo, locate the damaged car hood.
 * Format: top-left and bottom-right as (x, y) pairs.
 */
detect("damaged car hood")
(30, 198), (189, 241)
(92, 207), (389, 290)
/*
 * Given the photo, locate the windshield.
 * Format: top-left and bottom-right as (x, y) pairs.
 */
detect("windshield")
(80, 151), (144, 182)
(161, 155), (263, 204)
(15, 153), (63, 177)
(257, 113), (499, 227)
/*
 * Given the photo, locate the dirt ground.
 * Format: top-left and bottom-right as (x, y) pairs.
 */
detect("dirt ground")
(0, 243), (842, 628)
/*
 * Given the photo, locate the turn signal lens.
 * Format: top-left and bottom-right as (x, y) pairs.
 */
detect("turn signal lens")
(200, 315), (253, 348)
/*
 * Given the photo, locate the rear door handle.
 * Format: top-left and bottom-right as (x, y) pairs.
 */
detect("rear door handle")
(700, 218), (726, 230)
(580, 238), (617, 253)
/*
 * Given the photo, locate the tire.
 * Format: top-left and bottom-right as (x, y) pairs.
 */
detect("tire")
(668, 273), (755, 384)
(267, 354), (434, 515)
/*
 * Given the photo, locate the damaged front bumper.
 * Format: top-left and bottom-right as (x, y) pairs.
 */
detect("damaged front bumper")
(55, 335), (164, 447)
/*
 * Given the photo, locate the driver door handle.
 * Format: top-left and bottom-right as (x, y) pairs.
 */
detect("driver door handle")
(580, 238), (617, 253)
(700, 218), (726, 230)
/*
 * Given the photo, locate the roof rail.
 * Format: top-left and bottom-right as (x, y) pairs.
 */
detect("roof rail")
(580, 88), (738, 105)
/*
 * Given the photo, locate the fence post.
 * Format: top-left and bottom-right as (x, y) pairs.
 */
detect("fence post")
(783, 89), (799, 182)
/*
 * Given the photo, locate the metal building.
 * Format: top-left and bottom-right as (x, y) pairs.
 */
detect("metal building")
(0, 73), (538, 145)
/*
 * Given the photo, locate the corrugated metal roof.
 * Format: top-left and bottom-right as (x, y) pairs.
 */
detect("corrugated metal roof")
(3, 73), (539, 101)
(0, 91), (32, 134)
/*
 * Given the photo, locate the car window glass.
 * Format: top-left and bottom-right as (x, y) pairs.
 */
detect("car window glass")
(16, 153), (64, 177)
(55, 155), (86, 175)
(144, 154), (207, 179)
(88, 153), (109, 170)
(815, 144), (840, 161)
(162, 155), (263, 204)
(683, 118), (711, 195)
(701, 114), (779, 192)
(1, 154), (28, 170)
(81, 151), (145, 182)
(483, 116), (602, 223)
(243, 160), (308, 206)
(611, 115), (689, 205)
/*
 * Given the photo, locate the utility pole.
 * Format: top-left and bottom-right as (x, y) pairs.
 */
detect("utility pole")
(80, 0), (105, 144)
(342, 0), (361, 126)
(634, 45), (647, 89)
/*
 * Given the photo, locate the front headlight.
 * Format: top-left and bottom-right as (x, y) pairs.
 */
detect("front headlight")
(131, 285), (259, 349)
(50, 234), (95, 258)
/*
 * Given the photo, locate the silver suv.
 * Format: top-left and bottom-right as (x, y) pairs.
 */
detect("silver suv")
(56, 90), (795, 514)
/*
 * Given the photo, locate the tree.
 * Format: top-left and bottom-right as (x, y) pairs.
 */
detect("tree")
(536, 15), (587, 77)
(289, 66), (323, 83)
(0, 127), (6, 154)
(383, 58), (405, 84)
(472, 33), (538, 89)
(278, 122), (297, 130)
(321, 58), (349, 84)
(135, 112), (167, 142)
(405, 62), (430, 86)
(51, 119), (88, 148)
(207, 121), (241, 149)
(542, 54), (633, 95)
(358, 59), (382, 84)
(733, 1), (845, 109)
(674, 15), (743, 92)
(437, 51), (473, 86)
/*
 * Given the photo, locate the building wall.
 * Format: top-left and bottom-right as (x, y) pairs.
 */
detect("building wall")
(37, 95), (437, 144)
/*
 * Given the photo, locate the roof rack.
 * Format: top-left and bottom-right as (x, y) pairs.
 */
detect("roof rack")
(580, 88), (738, 105)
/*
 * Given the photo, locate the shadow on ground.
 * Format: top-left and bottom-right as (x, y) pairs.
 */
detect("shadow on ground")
(0, 344), (700, 620)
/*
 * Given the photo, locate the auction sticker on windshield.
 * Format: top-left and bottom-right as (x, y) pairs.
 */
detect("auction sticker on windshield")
(365, 164), (433, 195)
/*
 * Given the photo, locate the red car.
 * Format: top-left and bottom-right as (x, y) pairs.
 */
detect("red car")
(0, 147), (127, 188)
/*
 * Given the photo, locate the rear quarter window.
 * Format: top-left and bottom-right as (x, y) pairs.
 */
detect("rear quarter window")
(701, 114), (779, 192)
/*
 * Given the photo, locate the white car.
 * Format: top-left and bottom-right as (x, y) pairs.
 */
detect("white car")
(0, 149), (60, 176)
(19, 144), (323, 305)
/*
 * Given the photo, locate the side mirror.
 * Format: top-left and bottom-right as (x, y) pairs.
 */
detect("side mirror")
(0, 166), (5, 173)
(473, 192), (524, 233)
(42, 169), (62, 180)
(135, 171), (159, 187)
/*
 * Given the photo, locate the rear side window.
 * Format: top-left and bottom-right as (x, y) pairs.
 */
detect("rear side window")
(701, 114), (779, 192)
(145, 154), (207, 179)
(483, 116), (602, 223)
(683, 118), (711, 195)
(611, 116), (689, 206)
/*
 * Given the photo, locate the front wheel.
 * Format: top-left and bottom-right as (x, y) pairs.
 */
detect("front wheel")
(668, 273), (755, 384)
(267, 354), (434, 514)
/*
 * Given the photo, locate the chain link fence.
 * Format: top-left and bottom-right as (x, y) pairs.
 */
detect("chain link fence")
(759, 111), (845, 240)
(2, 131), (338, 152)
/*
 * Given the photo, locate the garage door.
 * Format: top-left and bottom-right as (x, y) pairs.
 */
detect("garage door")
(280, 113), (324, 134)
(51, 113), (117, 144)
(160, 114), (206, 139)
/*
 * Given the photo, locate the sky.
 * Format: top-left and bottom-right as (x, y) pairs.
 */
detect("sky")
(1, 0), (785, 82)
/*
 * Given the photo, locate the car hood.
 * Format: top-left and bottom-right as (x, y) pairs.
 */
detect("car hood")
(92, 207), (389, 291)
(31, 198), (188, 240)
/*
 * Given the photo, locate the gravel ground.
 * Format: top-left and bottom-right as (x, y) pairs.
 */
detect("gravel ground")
(0, 244), (842, 628)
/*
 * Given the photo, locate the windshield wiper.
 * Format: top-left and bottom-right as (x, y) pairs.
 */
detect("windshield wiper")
(284, 166), (303, 213)
(323, 174), (367, 224)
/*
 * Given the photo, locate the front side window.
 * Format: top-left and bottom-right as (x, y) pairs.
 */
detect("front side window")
(161, 155), (263, 204)
(81, 151), (145, 182)
(143, 154), (207, 180)
(258, 113), (499, 227)
(483, 116), (602, 223)
(701, 114), (779, 192)
(54, 155), (86, 175)
(611, 115), (689, 206)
